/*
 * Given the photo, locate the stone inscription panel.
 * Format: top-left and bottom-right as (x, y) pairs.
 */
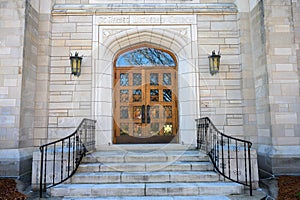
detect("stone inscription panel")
(95, 15), (196, 25)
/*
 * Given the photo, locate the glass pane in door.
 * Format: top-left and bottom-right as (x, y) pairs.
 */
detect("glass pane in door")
(163, 73), (172, 85)
(150, 89), (159, 102)
(120, 73), (129, 86)
(163, 89), (172, 102)
(133, 90), (142, 102)
(150, 73), (159, 85)
(133, 73), (142, 86)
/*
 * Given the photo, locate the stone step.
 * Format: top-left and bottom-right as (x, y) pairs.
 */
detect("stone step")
(70, 171), (219, 184)
(63, 196), (231, 200)
(83, 150), (208, 163)
(49, 182), (243, 197)
(78, 161), (214, 172)
(96, 144), (196, 152)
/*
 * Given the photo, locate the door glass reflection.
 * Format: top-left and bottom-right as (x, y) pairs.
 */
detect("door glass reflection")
(150, 73), (158, 85)
(163, 89), (172, 102)
(150, 89), (159, 102)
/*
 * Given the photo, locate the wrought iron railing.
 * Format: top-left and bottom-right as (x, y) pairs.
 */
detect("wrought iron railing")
(196, 117), (253, 196)
(39, 118), (96, 197)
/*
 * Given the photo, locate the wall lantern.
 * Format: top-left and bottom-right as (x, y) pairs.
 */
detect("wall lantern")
(208, 50), (221, 75)
(70, 52), (83, 77)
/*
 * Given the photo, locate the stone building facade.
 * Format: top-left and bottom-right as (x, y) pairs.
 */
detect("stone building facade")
(0, 0), (300, 182)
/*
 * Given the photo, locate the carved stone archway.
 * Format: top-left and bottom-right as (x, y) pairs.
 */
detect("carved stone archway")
(92, 21), (199, 148)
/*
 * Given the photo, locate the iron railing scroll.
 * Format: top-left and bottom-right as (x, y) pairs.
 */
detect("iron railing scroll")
(39, 118), (96, 197)
(196, 117), (253, 196)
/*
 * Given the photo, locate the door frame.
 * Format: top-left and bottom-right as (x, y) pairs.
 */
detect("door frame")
(112, 44), (179, 144)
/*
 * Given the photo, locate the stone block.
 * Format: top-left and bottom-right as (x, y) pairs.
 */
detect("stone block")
(73, 91), (91, 101)
(65, 39), (92, 47)
(121, 172), (169, 183)
(69, 16), (92, 23)
(91, 184), (144, 196)
(49, 84), (75, 92)
(52, 23), (76, 33)
(197, 15), (224, 22)
(89, 0), (122, 4)
(146, 183), (199, 196)
(49, 102), (79, 110)
(77, 25), (93, 33)
(100, 163), (146, 172)
(274, 25), (290, 32)
(71, 33), (92, 40)
(51, 47), (69, 57)
(0, 148), (34, 183)
(196, 21), (210, 30)
(32, 147), (79, 189)
(274, 48), (292, 55)
(216, 148), (259, 189)
(273, 137), (299, 145)
(0, 47), (11, 55)
(227, 90), (241, 100)
(4, 78), (18, 87)
(211, 21), (237, 31)
(227, 118), (243, 125)
(198, 38), (225, 45)
(71, 172), (121, 184)
(224, 125), (243, 135)
(50, 95), (72, 102)
(275, 64), (294, 71)
(52, 16), (68, 23)
(275, 113), (297, 124)
(0, 87), (8, 95)
(0, 99), (16, 107)
(281, 84), (299, 96)
(68, 109), (91, 117)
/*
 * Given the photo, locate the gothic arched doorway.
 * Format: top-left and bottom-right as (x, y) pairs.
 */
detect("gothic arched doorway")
(113, 45), (178, 144)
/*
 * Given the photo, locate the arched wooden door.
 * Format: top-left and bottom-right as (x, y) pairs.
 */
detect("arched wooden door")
(113, 46), (178, 144)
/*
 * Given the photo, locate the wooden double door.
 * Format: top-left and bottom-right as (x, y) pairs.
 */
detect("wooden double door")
(113, 67), (178, 144)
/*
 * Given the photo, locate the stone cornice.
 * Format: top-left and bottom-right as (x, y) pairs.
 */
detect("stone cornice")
(52, 3), (237, 15)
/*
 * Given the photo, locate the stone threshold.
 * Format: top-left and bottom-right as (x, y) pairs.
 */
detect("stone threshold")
(52, 3), (237, 15)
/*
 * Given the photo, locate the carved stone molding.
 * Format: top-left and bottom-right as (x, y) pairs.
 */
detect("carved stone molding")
(52, 3), (237, 15)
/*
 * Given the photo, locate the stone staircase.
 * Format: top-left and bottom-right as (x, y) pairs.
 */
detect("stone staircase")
(48, 145), (244, 199)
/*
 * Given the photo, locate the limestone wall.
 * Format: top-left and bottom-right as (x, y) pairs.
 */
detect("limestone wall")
(197, 12), (244, 139)
(250, 0), (300, 175)
(47, 15), (93, 142)
(239, 7), (258, 145)
(45, 3), (247, 147)
(0, 0), (25, 149)
(296, 1), (300, 89)
(33, 0), (53, 147)
(0, 0), (38, 181)
(250, 0), (270, 147)
(20, 1), (39, 148)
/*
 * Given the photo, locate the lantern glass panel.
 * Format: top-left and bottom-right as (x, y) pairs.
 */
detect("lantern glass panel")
(70, 55), (82, 77)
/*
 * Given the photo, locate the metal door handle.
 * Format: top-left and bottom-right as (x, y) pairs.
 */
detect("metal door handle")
(147, 105), (151, 123)
(142, 105), (145, 123)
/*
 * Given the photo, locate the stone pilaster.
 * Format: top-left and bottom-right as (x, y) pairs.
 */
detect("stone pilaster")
(252, 0), (300, 175)
(33, 1), (54, 147)
(236, 0), (258, 145)
(0, 0), (36, 182)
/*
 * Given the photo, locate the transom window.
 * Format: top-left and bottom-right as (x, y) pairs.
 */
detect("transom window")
(116, 47), (176, 67)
